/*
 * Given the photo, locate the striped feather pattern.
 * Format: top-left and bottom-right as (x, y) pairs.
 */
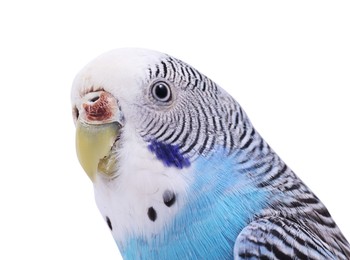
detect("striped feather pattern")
(139, 56), (242, 159)
(135, 54), (350, 259)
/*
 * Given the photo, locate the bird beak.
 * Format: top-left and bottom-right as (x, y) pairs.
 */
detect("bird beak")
(75, 91), (122, 182)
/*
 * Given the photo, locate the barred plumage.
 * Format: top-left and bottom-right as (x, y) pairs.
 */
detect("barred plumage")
(139, 55), (241, 159)
(72, 48), (350, 259)
(136, 53), (350, 258)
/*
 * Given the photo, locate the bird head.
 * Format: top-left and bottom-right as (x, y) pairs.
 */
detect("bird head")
(71, 49), (258, 256)
(72, 48), (243, 182)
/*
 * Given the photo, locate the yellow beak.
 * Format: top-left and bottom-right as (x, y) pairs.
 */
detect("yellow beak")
(75, 120), (120, 182)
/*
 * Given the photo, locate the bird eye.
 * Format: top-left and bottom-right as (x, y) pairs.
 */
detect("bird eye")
(151, 81), (172, 102)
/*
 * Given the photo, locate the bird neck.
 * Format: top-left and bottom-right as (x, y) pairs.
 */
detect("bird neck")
(119, 147), (273, 259)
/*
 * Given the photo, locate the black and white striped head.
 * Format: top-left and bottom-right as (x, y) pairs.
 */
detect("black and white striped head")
(71, 48), (255, 243)
(72, 48), (248, 173)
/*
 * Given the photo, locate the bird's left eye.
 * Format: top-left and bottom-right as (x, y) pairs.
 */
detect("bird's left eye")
(151, 81), (172, 102)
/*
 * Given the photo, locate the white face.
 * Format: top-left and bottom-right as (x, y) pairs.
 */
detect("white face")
(72, 49), (165, 124)
(71, 48), (195, 245)
(71, 48), (238, 250)
(93, 131), (193, 245)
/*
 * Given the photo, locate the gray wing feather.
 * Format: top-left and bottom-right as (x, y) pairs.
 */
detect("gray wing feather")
(234, 216), (349, 260)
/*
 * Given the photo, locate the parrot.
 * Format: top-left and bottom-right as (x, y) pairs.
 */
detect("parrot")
(71, 48), (350, 259)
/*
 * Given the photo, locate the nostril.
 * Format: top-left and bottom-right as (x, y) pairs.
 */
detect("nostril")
(89, 96), (100, 103)
(82, 91), (116, 122)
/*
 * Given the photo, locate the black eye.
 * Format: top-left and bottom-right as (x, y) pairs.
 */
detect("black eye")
(151, 81), (172, 102)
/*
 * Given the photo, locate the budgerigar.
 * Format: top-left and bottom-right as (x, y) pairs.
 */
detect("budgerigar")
(71, 48), (350, 259)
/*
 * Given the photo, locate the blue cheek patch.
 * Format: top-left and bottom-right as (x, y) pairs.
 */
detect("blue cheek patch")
(148, 140), (191, 169)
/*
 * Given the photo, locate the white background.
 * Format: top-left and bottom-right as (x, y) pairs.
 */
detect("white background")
(1, 1), (349, 259)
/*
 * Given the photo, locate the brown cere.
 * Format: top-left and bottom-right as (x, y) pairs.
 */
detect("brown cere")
(83, 92), (114, 121)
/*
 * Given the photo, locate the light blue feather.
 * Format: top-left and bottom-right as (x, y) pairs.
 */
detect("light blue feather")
(121, 148), (272, 259)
